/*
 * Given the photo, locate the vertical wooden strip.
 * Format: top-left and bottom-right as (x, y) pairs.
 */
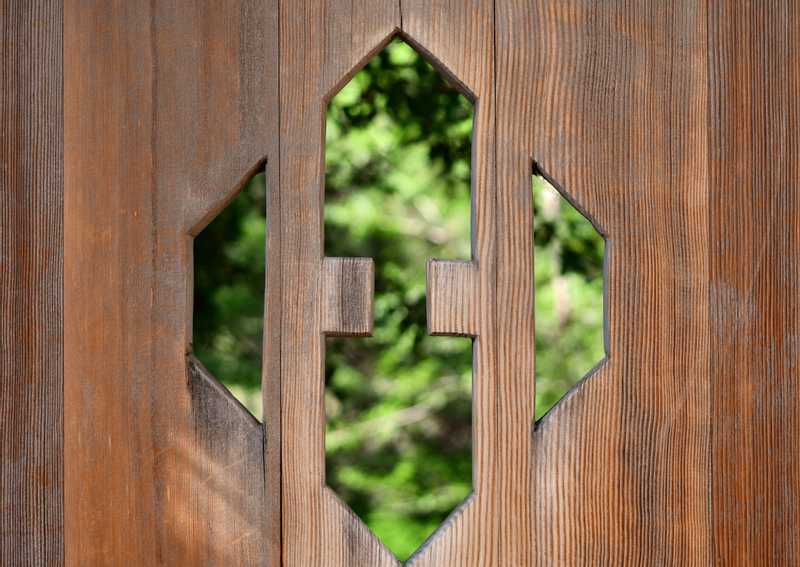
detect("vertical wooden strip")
(709, 1), (800, 563)
(279, 2), (400, 566)
(401, 1), (504, 565)
(497, 0), (711, 563)
(150, 1), (280, 564)
(65, 3), (159, 562)
(0, 2), (64, 564)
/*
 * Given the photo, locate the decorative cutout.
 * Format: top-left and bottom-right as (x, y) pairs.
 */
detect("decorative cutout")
(323, 38), (474, 561)
(191, 170), (267, 420)
(533, 172), (606, 421)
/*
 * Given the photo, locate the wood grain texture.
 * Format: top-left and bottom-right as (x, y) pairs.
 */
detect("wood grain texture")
(44, 1), (800, 565)
(64, 1), (279, 564)
(427, 260), (479, 336)
(278, 1), (511, 565)
(497, 0), (711, 564)
(708, 2), (800, 564)
(321, 257), (374, 337)
(0, 2), (64, 564)
(402, 2), (518, 565)
(278, 2), (401, 565)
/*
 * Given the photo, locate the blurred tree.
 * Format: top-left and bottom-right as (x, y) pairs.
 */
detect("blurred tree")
(192, 38), (604, 561)
(324, 41), (473, 559)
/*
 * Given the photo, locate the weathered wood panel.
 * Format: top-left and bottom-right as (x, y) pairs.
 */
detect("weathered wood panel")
(497, 0), (711, 564)
(4, 0), (796, 564)
(321, 257), (374, 337)
(64, 1), (279, 564)
(0, 2), (64, 564)
(708, 2), (800, 564)
(427, 260), (478, 336)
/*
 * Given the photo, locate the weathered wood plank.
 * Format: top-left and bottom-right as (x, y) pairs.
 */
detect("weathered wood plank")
(0, 2), (64, 564)
(401, 1), (505, 565)
(278, 1), (401, 565)
(64, 1), (279, 564)
(426, 260), (478, 337)
(321, 257), (374, 337)
(497, 0), (711, 564)
(708, 2), (800, 563)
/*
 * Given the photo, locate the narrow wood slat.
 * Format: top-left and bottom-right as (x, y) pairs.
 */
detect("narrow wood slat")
(64, 1), (279, 564)
(400, 1), (522, 565)
(426, 260), (478, 336)
(279, 1), (401, 566)
(0, 2), (64, 564)
(321, 257), (374, 337)
(708, 2), (800, 563)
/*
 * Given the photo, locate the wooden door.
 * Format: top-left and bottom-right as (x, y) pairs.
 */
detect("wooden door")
(3, 1), (800, 565)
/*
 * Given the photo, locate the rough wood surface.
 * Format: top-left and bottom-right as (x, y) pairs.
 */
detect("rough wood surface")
(708, 2), (800, 564)
(278, 2), (401, 565)
(498, 1), (712, 564)
(9, 0), (797, 565)
(426, 260), (479, 336)
(64, 1), (279, 564)
(321, 257), (374, 337)
(0, 2), (64, 564)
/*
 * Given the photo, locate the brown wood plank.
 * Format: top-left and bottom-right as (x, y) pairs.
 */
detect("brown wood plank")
(496, 0), (711, 563)
(321, 257), (374, 337)
(708, 2), (800, 564)
(33, 1), (800, 565)
(278, 1), (401, 565)
(64, 1), (279, 564)
(0, 1), (64, 564)
(426, 260), (478, 336)
(401, 1), (514, 565)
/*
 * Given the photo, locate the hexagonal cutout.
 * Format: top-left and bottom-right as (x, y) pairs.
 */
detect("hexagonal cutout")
(324, 38), (473, 561)
(191, 169), (267, 421)
(533, 171), (606, 422)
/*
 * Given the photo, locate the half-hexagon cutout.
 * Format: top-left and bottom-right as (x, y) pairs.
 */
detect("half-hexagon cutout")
(533, 169), (607, 422)
(191, 168), (267, 421)
(324, 37), (474, 562)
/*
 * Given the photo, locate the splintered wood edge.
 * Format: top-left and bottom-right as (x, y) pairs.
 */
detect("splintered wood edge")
(321, 257), (375, 336)
(426, 259), (479, 336)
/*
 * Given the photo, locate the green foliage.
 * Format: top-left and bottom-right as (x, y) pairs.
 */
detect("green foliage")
(325, 41), (473, 560)
(193, 173), (266, 418)
(192, 38), (604, 562)
(533, 179), (605, 420)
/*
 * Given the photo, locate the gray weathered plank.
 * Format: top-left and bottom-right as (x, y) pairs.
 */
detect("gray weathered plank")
(0, 1), (64, 564)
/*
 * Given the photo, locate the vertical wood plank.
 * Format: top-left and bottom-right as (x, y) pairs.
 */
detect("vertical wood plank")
(321, 257), (374, 337)
(496, 0), (711, 563)
(64, 1), (279, 564)
(278, 1), (401, 565)
(64, 5), (158, 560)
(708, 2), (800, 563)
(0, 1), (64, 564)
(400, 2), (512, 564)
